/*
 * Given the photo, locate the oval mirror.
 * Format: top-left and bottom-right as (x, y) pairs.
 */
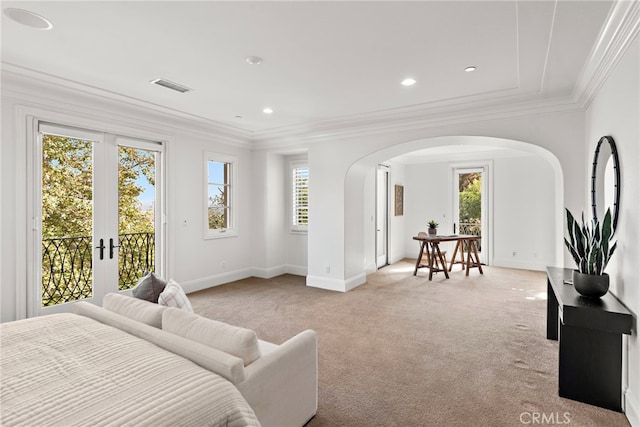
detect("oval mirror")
(591, 136), (620, 232)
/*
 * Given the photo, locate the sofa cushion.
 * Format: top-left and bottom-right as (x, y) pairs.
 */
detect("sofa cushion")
(158, 279), (193, 313)
(102, 292), (166, 328)
(131, 272), (167, 303)
(73, 301), (247, 384)
(162, 308), (261, 366)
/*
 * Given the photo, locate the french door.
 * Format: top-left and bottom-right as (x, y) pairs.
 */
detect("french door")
(30, 122), (164, 316)
(376, 165), (390, 268)
(453, 166), (488, 265)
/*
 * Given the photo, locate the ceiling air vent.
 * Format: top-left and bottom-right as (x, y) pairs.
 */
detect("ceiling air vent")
(149, 78), (192, 93)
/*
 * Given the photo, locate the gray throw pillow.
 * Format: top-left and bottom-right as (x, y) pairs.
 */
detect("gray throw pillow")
(132, 272), (167, 303)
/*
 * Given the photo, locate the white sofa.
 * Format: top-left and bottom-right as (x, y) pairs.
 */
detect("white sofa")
(73, 294), (318, 427)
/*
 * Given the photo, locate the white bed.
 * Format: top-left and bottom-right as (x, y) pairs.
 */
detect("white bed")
(0, 313), (261, 426)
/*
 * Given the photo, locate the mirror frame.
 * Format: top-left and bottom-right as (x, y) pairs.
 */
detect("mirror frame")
(590, 135), (620, 231)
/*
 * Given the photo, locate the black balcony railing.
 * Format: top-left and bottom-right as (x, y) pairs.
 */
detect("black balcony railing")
(459, 222), (482, 251)
(42, 232), (154, 307)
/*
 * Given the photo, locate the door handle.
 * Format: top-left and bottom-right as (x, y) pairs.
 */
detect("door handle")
(96, 238), (105, 260)
(109, 238), (121, 259)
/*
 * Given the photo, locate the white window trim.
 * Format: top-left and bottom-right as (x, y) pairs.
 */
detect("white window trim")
(205, 152), (238, 239)
(290, 160), (309, 233)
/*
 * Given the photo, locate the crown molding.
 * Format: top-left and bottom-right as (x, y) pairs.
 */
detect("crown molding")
(395, 147), (536, 165)
(1, 62), (253, 147)
(251, 93), (583, 151)
(573, 0), (640, 109)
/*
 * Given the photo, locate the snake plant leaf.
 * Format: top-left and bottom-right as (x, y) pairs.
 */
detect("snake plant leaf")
(564, 239), (581, 267)
(593, 218), (601, 244)
(602, 208), (613, 243)
(566, 208), (576, 243)
(604, 241), (618, 270)
(574, 220), (585, 257)
(594, 246), (604, 275)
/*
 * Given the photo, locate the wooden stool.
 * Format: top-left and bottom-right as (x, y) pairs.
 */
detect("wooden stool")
(448, 237), (484, 276)
(421, 250), (447, 272)
(449, 239), (467, 271)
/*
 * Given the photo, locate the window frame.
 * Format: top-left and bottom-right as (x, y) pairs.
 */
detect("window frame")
(204, 152), (237, 239)
(290, 160), (309, 233)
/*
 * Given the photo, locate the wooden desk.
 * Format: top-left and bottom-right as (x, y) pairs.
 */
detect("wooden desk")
(412, 234), (483, 280)
(546, 267), (633, 411)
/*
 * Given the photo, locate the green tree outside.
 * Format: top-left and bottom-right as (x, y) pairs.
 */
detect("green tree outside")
(42, 135), (155, 305)
(459, 174), (481, 222)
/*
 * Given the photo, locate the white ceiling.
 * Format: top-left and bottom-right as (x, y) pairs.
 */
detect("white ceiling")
(1, 1), (613, 136)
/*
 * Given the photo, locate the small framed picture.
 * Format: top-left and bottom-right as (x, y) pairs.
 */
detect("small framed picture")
(394, 185), (404, 216)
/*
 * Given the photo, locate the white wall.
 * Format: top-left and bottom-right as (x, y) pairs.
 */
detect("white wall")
(388, 160), (407, 265)
(404, 161), (451, 254)
(401, 154), (556, 271)
(171, 134), (255, 288)
(585, 35), (639, 426)
(250, 151), (286, 278)
(493, 155), (556, 269)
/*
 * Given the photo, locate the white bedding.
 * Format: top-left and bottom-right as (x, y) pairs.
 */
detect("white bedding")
(0, 313), (261, 427)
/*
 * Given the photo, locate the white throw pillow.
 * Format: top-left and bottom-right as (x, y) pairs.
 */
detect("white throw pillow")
(162, 308), (261, 366)
(102, 292), (166, 328)
(158, 279), (193, 313)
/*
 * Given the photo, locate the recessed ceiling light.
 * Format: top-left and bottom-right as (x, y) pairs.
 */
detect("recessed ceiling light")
(262, 107), (274, 114)
(4, 8), (53, 29)
(401, 78), (417, 86)
(465, 66), (477, 72)
(246, 56), (263, 65)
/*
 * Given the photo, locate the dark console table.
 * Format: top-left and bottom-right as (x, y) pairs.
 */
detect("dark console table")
(546, 267), (633, 411)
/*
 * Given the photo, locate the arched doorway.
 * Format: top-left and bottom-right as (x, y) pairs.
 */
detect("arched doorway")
(344, 136), (564, 287)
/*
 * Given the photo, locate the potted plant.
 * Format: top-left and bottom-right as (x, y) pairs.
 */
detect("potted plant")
(564, 207), (617, 298)
(428, 220), (439, 235)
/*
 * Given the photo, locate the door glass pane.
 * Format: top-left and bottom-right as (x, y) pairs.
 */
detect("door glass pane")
(458, 172), (482, 251)
(118, 146), (156, 290)
(41, 134), (94, 306)
(207, 161), (230, 230)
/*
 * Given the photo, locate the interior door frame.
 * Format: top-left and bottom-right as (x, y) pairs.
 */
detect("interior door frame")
(450, 161), (493, 266)
(24, 113), (168, 318)
(376, 164), (390, 269)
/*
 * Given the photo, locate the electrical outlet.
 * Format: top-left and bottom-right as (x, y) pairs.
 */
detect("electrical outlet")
(221, 261), (227, 270)
(325, 266), (331, 274)
(512, 251), (517, 256)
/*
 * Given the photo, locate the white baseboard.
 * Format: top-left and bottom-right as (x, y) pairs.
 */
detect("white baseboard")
(306, 272), (366, 292)
(345, 272), (367, 291)
(306, 275), (348, 292)
(285, 264), (307, 276)
(251, 265), (287, 279)
(625, 388), (639, 427)
(181, 264), (308, 294)
(180, 268), (253, 294)
(364, 262), (377, 275)
(251, 264), (308, 278)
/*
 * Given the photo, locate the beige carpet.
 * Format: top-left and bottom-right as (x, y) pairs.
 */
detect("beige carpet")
(188, 260), (630, 427)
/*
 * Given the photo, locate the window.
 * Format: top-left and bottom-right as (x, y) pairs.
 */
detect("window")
(291, 163), (309, 231)
(205, 153), (237, 238)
